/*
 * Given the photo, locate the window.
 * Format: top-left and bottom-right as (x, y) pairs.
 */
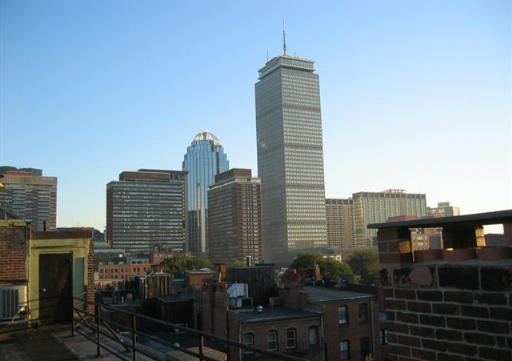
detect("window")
(268, 330), (278, 351)
(380, 329), (388, 345)
(338, 306), (348, 325)
(286, 328), (296, 349)
(308, 326), (318, 345)
(340, 340), (350, 361)
(243, 333), (254, 354)
(359, 303), (368, 323)
(360, 337), (370, 360)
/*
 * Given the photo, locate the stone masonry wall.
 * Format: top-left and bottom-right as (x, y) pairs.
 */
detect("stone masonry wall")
(379, 228), (512, 361)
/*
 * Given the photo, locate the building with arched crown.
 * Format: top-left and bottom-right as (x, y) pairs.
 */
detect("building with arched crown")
(182, 131), (229, 255)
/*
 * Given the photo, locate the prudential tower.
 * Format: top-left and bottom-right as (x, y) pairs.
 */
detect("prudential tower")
(255, 43), (328, 264)
(183, 131), (229, 255)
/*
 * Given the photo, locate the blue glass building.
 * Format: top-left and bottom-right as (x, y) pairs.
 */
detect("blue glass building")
(182, 131), (229, 254)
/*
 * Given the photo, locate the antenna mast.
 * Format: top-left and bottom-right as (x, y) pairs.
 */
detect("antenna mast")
(282, 21), (287, 55)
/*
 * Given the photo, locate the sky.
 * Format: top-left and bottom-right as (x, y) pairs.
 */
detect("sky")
(1, 0), (510, 230)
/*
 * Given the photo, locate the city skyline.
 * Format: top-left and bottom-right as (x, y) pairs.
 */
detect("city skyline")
(1, 1), (510, 230)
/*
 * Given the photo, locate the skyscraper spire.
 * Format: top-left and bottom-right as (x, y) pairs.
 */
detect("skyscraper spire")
(282, 21), (287, 56)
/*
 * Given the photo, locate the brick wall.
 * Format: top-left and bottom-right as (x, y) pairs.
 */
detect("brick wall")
(379, 228), (512, 361)
(0, 222), (30, 285)
(87, 238), (95, 313)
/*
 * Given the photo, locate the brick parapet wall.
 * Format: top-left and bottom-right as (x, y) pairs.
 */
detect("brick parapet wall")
(381, 262), (512, 361)
(378, 228), (512, 361)
(87, 238), (95, 314)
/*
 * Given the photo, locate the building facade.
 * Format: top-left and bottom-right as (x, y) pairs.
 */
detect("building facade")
(352, 190), (427, 248)
(208, 169), (263, 264)
(427, 201), (460, 218)
(255, 54), (327, 263)
(106, 169), (186, 256)
(182, 131), (229, 255)
(325, 198), (354, 248)
(0, 167), (57, 232)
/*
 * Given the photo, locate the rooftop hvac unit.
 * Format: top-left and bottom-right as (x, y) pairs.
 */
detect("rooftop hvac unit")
(0, 288), (19, 320)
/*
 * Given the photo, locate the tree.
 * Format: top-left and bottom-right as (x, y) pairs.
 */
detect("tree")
(160, 255), (213, 277)
(290, 252), (352, 282)
(317, 257), (352, 281)
(290, 251), (324, 271)
(347, 250), (380, 284)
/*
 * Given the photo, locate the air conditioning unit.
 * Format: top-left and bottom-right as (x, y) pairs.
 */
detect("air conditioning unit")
(0, 286), (27, 320)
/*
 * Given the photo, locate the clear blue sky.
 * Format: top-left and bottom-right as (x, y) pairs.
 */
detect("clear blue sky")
(1, 0), (510, 230)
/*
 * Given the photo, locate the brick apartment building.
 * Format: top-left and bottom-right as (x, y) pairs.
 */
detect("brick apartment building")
(97, 263), (153, 285)
(197, 284), (323, 361)
(194, 269), (385, 361)
(372, 209), (512, 361)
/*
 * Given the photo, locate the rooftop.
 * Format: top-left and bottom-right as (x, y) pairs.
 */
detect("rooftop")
(192, 131), (221, 146)
(368, 209), (512, 229)
(302, 286), (373, 303)
(237, 307), (320, 324)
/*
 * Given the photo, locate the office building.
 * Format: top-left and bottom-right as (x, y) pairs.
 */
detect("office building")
(325, 198), (354, 248)
(208, 169), (263, 264)
(352, 190), (427, 247)
(255, 49), (327, 263)
(106, 169), (186, 255)
(427, 201), (460, 218)
(182, 131), (229, 255)
(0, 167), (57, 231)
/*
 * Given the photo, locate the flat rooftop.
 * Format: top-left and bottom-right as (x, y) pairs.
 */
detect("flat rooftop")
(303, 286), (373, 303)
(238, 307), (320, 324)
(368, 209), (512, 229)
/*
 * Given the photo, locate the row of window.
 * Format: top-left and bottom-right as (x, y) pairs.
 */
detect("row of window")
(243, 326), (319, 353)
(338, 303), (368, 325)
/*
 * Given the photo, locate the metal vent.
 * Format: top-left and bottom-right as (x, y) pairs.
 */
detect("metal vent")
(0, 288), (19, 319)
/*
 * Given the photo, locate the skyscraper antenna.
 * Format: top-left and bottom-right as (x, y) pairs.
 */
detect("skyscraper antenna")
(266, 49), (269, 62)
(282, 21), (287, 56)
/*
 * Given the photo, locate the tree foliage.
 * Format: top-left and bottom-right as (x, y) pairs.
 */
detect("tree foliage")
(347, 249), (380, 284)
(160, 255), (213, 277)
(290, 251), (323, 271)
(317, 257), (352, 281)
(290, 251), (352, 282)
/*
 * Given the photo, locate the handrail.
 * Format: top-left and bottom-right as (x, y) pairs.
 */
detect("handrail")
(2, 295), (314, 361)
(73, 296), (314, 361)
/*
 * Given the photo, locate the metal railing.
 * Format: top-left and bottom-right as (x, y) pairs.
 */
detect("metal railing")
(1, 295), (316, 361)
(72, 297), (314, 361)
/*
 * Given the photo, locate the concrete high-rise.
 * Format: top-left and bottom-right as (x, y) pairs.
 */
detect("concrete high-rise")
(427, 201), (460, 218)
(255, 52), (327, 263)
(106, 169), (186, 255)
(182, 131), (229, 254)
(208, 169), (263, 264)
(352, 189), (427, 247)
(325, 198), (354, 248)
(0, 167), (57, 231)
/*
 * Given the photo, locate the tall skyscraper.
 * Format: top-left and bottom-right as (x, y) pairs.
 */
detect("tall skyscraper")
(255, 50), (328, 263)
(182, 131), (229, 254)
(208, 169), (263, 264)
(325, 198), (354, 248)
(352, 189), (427, 247)
(0, 167), (57, 231)
(106, 169), (186, 255)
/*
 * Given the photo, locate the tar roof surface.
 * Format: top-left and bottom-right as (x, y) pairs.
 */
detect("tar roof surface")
(238, 307), (320, 323)
(303, 286), (373, 303)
